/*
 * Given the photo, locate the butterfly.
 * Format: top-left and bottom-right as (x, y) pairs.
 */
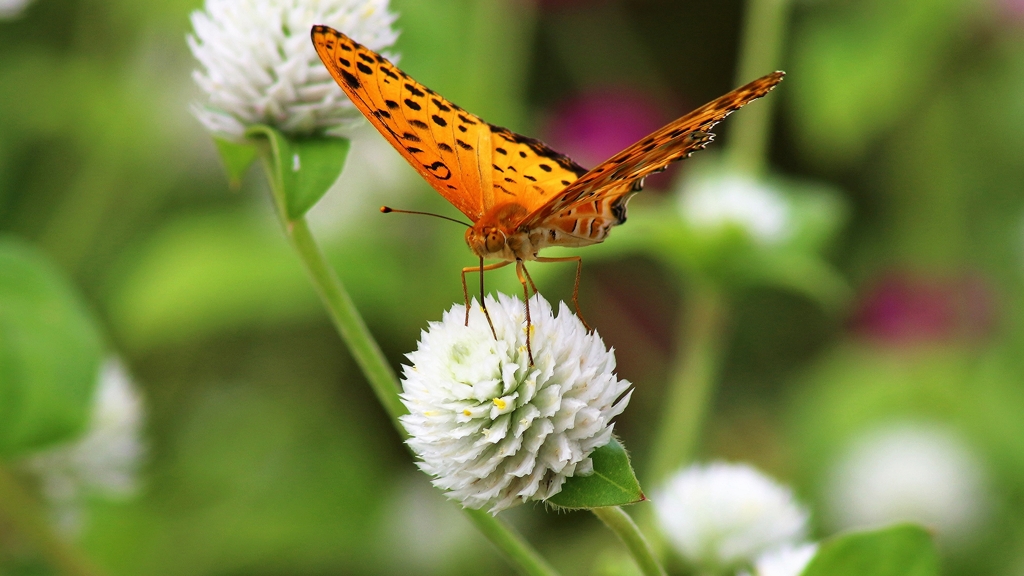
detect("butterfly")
(311, 24), (784, 363)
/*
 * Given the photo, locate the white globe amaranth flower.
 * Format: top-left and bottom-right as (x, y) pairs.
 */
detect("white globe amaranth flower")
(188, 0), (398, 138)
(0, 0), (32, 19)
(740, 543), (819, 576)
(400, 293), (633, 513)
(654, 462), (810, 572)
(23, 359), (146, 534)
(679, 172), (791, 245)
(824, 421), (990, 547)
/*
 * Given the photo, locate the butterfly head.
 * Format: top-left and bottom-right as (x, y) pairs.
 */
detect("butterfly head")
(466, 225), (510, 259)
(466, 203), (534, 261)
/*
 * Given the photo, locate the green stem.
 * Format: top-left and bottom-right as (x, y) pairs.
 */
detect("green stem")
(464, 509), (560, 576)
(256, 153), (560, 576)
(726, 0), (794, 175)
(0, 467), (105, 576)
(591, 507), (667, 576)
(646, 281), (728, 484)
(287, 217), (407, 423)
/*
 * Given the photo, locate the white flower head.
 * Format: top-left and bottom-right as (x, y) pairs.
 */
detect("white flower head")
(0, 0), (33, 19)
(740, 543), (819, 576)
(654, 462), (810, 572)
(679, 172), (791, 245)
(400, 293), (633, 513)
(23, 359), (146, 534)
(188, 0), (398, 138)
(824, 422), (990, 547)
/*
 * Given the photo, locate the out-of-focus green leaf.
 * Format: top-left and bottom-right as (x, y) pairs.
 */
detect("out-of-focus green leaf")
(82, 380), (391, 576)
(213, 137), (258, 189)
(548, 438), (644, 509)
(0, 237), (103, 457)
(245, 125), (351, 220)
(106, 210), (318, 350)
(788, 0), (973, 165)
(803, 524), (939, 576)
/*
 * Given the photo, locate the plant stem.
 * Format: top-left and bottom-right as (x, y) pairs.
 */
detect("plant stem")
(591, 506), (667, 576)
(257, 153), (561, 576)
(464, 509), (561, 576)
(287, 217), (407, 423)
(726, 0), (794, 175)
(0, 467), (105, 576)
(646, 281), (728, 484)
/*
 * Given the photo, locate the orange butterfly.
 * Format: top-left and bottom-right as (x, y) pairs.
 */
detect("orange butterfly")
(311, 25), (783, 363)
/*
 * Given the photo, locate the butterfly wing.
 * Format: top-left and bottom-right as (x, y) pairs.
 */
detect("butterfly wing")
(485, 124), (588, 213)
(520, 71), (786, 243)
(312, 25), (495, 221)
(312, 25), (590, 223)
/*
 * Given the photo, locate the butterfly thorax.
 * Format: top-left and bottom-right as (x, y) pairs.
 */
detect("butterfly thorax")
(465, 203), (541, 262)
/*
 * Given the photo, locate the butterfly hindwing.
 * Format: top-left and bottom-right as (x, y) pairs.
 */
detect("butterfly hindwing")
(521, 71), (786, 236)
(312, 25), (493, 221)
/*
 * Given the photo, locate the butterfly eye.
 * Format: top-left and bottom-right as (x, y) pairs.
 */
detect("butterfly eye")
(485, 230), (505, 253)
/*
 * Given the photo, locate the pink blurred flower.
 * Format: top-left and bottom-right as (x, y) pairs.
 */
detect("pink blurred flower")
(852, 272), (995, 344)
(542, 86), (668, 170)
(998, 0), (1024, 20)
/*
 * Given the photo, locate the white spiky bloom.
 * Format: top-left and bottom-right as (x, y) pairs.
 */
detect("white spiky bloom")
(23, 359), (146, 534)
(679, 173), (791, 245)
(188, 0), (398, 138)
(824, 422), (990, 547)
(400, 293), (633, 513)
(654, 462), (810, 572)
(0, 0), (32, 18)
(740, 543), (819, 576)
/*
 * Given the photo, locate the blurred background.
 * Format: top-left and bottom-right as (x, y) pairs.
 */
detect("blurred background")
(2, 0), (1024, 574)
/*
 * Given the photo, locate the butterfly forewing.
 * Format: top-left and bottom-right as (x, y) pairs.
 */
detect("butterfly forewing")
(487, 125), (587, 214)
(312, 25), (493, 221)
(521, 71), (786, 234)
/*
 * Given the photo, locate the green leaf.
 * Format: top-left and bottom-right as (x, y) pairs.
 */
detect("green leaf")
(803, 524), (940, 576)
(245, 125), (351, 220)
(213, 137), (258, 189)
(0, 237), (104, 457)
(548, 438), (644, 509)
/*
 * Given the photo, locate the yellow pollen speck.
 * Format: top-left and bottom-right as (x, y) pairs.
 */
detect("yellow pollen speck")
(463, 409), (472, 416)
(493, 398), (507, 410)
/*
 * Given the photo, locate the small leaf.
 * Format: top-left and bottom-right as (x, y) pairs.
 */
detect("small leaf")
(802, 524), (940, 576)
(548, 438), (644, 509)
(213, 137), (258, 189)
(245, 125), (351, 220)
(0, 237), (104, 457)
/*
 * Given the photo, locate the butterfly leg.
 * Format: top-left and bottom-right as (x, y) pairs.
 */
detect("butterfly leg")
(515, 259), (535, 366)
(536, 256), (591, 331)
(519, 261), (540, 298)
(461, 259), (511, 339)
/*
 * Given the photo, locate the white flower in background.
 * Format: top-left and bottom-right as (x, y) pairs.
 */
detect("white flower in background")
(400, 293), (633, 513)
(679, 173), (791, 245)
(0, 0), (32, 19)
(824, 422), (990, 547)
(740, 543), (819, 576)
(23, 359), (146, 534)
(188, 0), (398, 138)
(654, 462), (809, 572)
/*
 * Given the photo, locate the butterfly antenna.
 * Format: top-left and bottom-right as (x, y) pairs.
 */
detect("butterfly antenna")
(381, 206), (472, 228)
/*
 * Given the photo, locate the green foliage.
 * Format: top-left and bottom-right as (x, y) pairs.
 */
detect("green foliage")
(0, 238), (103, 457)
(804, 524), (940, 576)
(245, 125), (351, 220)
(212, 137), (258, 189)
(548, 438), (644, 509)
